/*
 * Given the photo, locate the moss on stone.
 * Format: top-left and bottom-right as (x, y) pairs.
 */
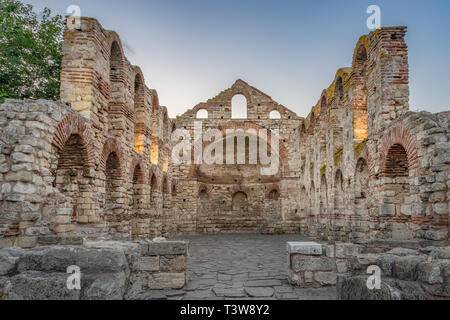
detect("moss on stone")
(354, 139), (368, 159)
(320, 164), (327, 176)
(334, 146), (343, 167)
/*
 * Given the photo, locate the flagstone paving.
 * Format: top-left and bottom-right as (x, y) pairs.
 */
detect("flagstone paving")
(145, 234), (337, 300)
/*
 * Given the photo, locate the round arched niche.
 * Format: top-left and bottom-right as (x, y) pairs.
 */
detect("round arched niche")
(196, 131), (282, 184)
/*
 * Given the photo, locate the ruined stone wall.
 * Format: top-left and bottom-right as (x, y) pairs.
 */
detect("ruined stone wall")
(298, 27), (449, 244)
(173, 80), (303, 234)
(172, 27), (448, 241)
(0, 239), (188, 300)
(0, 18), (448, 247)
(287, 241), (450, 300)
(337, 245), (450, 300)
(0, 18), (178, 248)
(58, 17), (179, 240)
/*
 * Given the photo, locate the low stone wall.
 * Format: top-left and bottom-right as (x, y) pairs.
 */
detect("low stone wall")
(287, 241), (450, 300)
(337, 246), (450, 300)
(0, 239), (188, 300)
(287, 242), (361, 287)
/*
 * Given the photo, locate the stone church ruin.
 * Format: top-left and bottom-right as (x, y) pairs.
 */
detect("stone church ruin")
(0, 17), (448, 300)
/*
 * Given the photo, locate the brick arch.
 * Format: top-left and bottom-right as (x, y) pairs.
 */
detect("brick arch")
(107, 32), (125, 68)
(192, 104), (211, 114)
(352, 37), (369, 142)
(269, 109), (281, 120)
(133, 66), (146, 88)
(162, 107), (169, 124)
(307, 112), (316, 133)
(300, 122), (306, 134)
(198, 184), (210, 198)
(319, 92), (328, 115)
(195, 107), (210, 119)
(171, 179), (178, 195)
(230, 185), (250, 196)
(161, 174), (169, 194)
(334, 76), (344, 101)
(265, 184), (280, 199)
(149, 169), (160, 190)
(130, 157), (145, 184)
(193, 122), (290, 174)
(332, 68), (350, 98)
(133, 66), (146, 114)
(52, 113), (95, 167)
(99, 138), (124, 174)
(151, 90), (160, 112)
(379, 126), (420, 175)
(228, 88), (252, 105)
(352, 36), (369, 70)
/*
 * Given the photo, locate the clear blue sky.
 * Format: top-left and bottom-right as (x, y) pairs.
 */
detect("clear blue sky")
(26, 0), (450, 117)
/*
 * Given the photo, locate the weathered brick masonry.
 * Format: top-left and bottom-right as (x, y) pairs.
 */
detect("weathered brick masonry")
(0, 18), (448, 248)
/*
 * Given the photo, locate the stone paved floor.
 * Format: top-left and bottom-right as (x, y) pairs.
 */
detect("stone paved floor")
(148, 234), (337, 300)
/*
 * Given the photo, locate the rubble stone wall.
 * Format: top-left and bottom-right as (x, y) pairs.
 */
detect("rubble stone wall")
(337, 245), (450, 300)
(0, 17), (448, 247)
(287, 241), (450, 300)
(287, 242), (361, 287)
(0, 240), (188, 300)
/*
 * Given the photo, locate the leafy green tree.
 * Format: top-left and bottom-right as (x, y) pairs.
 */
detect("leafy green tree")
(0, 0), (64, 103)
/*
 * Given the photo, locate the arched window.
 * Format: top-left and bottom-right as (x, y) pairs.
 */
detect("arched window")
(269, 110), (281, 119)
(320, 174), (328, 215)
(309, 181), (316, 217)
(231, 94), (247, 119)
(199, 188), (208, 199)
(196, 109), (209, 119)
(151, 90), (159, 112)
(355, 158), (369, 200)
(105, 152), (121, 214)
(134, 74), (145, 154)
(132, 164), (143, 210)
(150, 174), (157, 204)
(162, 177), (169, 208)
(381, 144), (410, 219)
(162, 177), (169, 194)
(172, 184), (177, 196)
(150, 139), (158, 165)
(300, 187), (307, 216)
(320, 96), (327, 115)
(163, 111), (169, 141)
(232, 191), (248, 212)
(335, 77), (343, 101)
(353, 45), (368, 141)
(354, 158), (370, 238)
(108, 41), (124, 135)
(334, 170), (344, 213)
(55, 134), (88, 223)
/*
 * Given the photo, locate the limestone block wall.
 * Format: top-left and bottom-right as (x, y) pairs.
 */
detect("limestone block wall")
(338, 246), (450, 300)
(0, 100), (73, 248)
(287, 242), (361, 287)
(0, 240), (188, 300)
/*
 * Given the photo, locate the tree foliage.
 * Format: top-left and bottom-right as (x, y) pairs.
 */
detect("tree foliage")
(0, 0), (64, 103)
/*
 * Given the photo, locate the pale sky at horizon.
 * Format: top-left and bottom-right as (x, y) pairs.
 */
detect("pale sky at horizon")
(25, 0), (450, 117)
